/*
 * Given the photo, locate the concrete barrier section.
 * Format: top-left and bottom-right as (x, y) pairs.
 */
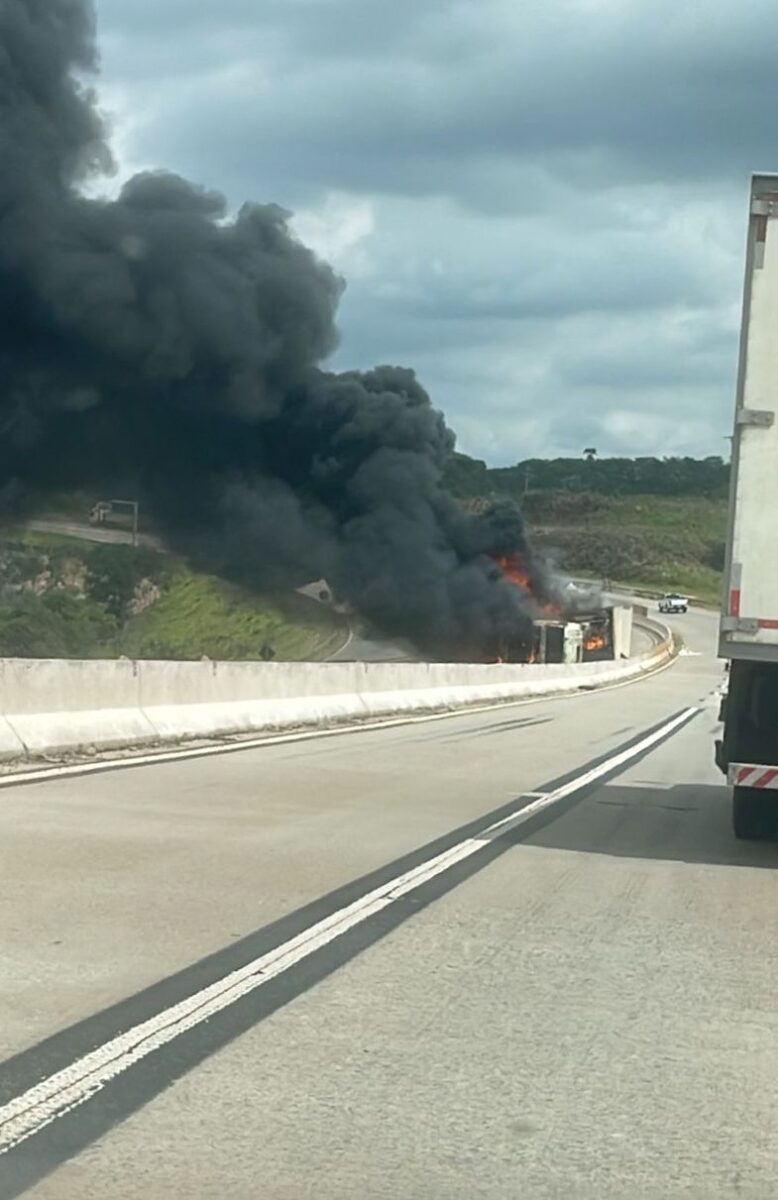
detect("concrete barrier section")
(0, 622), (673, 763)
(612, 605), (634, 659)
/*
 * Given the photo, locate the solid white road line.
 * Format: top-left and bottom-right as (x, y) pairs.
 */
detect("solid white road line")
(0, 705), (698, 1154)
(480, 707), (697, 840)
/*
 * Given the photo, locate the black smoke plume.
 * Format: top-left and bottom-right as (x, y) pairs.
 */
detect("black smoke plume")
(0, 0), (548, 659)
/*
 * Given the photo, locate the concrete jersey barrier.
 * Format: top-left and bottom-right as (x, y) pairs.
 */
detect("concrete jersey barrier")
(0, 622), (674, 763)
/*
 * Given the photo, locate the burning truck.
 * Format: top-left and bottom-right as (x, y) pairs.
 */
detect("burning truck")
(296, 553), (629, 665)
(490, 553), (630, 665)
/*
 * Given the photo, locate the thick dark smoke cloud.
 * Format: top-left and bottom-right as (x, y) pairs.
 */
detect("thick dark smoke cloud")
(0, 0), (546, 658)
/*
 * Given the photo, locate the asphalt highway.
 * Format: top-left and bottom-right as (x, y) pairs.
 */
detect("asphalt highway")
(2, 604), (777, 1199)
(327, 623), (419, 662)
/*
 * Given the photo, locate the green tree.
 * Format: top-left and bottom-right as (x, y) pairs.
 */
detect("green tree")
(86, 544), (165, 621)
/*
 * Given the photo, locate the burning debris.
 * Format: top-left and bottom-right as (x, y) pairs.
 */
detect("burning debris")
(487, 551), (613, 664)
(0, 0), (563, 661)
(493, 554), (533, 594)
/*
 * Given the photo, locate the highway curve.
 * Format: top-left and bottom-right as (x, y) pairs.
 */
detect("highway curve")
(2, 604), (778, 1199)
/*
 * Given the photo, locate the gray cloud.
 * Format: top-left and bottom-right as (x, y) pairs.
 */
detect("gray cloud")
(97, 0), (778, 201)
(93, 0), (768, 461)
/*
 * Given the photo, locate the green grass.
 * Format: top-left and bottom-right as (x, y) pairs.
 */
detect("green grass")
(0, 526), (346, 661)
(559, 494), (726, 534)
(0, 486), (728, 659)
(118, 568), (345, 661)
(610, 568), (722, 607)
(521, 491), (727, 531)
(489, 492), (728, 605)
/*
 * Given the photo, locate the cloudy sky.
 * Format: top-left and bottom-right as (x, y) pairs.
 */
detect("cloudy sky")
(92, 0), (771, 465)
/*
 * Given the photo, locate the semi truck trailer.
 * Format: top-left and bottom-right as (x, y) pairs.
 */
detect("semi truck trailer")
(716, 174), (778, 838)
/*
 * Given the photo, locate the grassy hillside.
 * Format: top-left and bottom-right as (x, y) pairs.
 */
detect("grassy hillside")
(447, 455), (728, 605)
(444, 452), (730, 500)
(0, 451), (729, 660)
(525, 493), (726, 604)
(119, 567), (344, 661)
(0, 529), (345, 660)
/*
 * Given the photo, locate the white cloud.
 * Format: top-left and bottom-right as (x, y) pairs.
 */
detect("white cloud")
(291, 194), (375, 276)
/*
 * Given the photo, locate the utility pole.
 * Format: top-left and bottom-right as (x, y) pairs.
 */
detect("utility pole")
(109, 499), (140, 546)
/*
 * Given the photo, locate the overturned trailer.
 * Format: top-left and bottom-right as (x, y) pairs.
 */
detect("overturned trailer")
(521, 604), (633, 666)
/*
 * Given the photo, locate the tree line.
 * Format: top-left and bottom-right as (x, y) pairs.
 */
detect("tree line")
(443, 453), (730, 499)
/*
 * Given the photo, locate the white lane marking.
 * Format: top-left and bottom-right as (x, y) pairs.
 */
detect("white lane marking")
(480, 708), (697, 840)
(0, 705), (698, 1154)
(328, 621), (355, 661)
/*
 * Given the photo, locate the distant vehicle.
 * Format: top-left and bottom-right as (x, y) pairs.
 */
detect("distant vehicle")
(658, 593), (688, 614)
(716, 173), (778, 839)
(89, 502), (112, 525)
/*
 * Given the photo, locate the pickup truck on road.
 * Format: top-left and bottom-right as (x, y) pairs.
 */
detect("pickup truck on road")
(658, 593), (688, 614)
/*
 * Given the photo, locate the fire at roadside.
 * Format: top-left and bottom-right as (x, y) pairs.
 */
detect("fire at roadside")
(488, 554), (623, 666)
(304, 555), (628, 666)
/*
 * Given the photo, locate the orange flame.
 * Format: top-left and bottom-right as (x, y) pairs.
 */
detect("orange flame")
(584, 632), (606, 652)
(492, 552), (560, 618)
(493, 553), (531, 592)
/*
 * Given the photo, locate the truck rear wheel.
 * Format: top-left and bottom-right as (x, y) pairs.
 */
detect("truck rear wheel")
(733, 787), (769, 840)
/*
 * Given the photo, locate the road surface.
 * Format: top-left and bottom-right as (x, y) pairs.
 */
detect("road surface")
(332, 596), (658, 663)
(25, 519), (162, 550)
(2, 604), (777, 1199)
(328, 624), (419, 661)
